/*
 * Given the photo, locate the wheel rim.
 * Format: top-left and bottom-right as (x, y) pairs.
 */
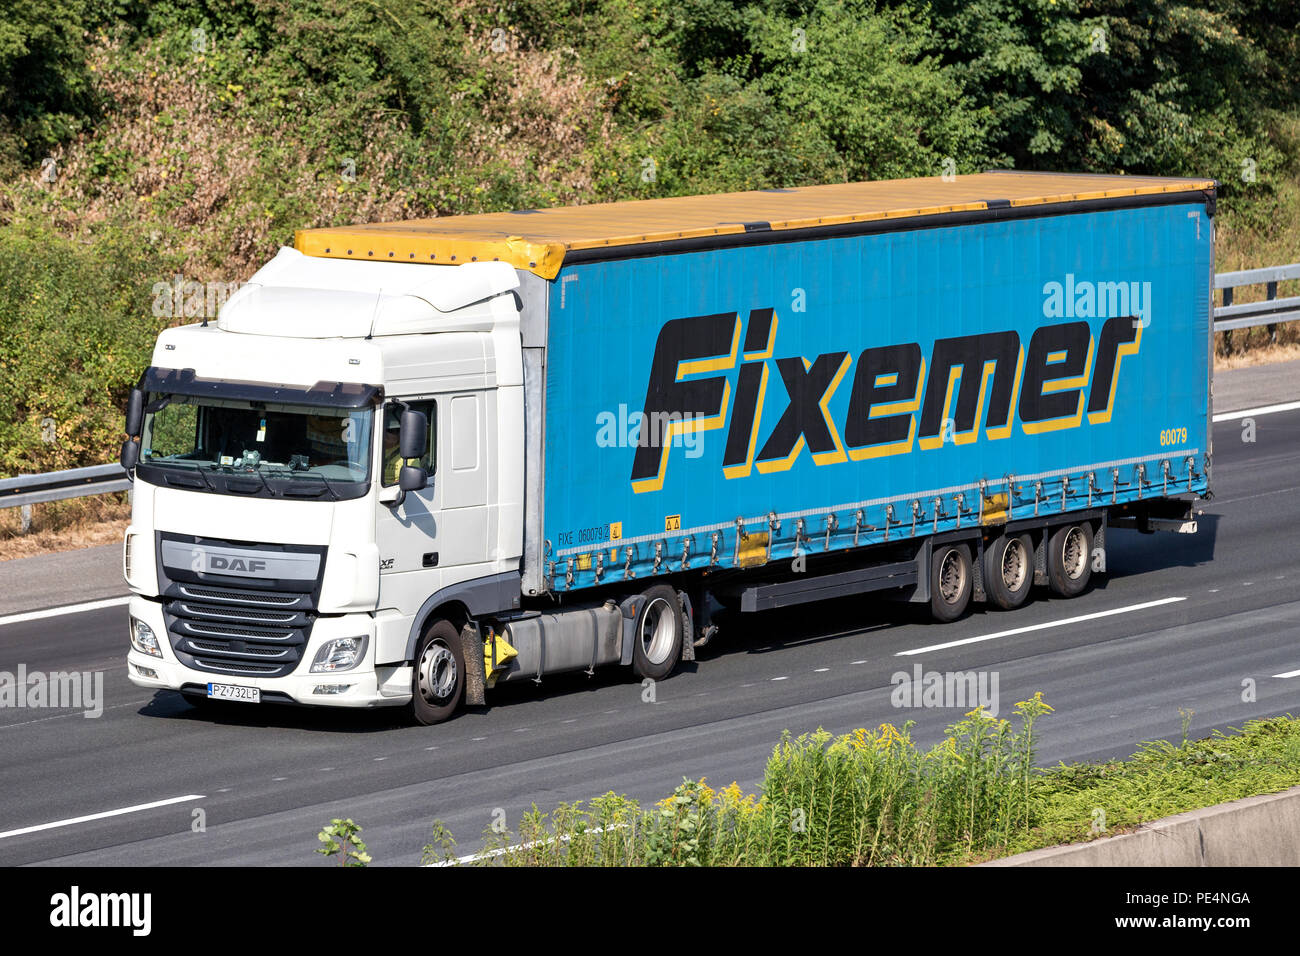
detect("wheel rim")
(939, 550), (967, 605)
(640, 597), (677, 665)
(417, 639), (457, 704)
(1061, 527), (1088, 580)
(1001, 538), (1028, 591)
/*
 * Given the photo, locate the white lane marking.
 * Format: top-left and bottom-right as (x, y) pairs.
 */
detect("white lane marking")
(0, 699), (149, 730)
(895, 597), (1187, 657)
(1213, 400), (1300, 422)
(0, 793), (204, 840)
(0, 596), (130, 628)
(1272, 669), (1300, 679)
(429, 823), (631, 867)
(814, 668), (830, 673)
(770, 676), (788, 681)
(1213, 485), (1300, 507)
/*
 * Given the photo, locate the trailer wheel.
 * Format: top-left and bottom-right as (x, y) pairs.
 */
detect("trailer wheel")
(408, 619), (465, 725)
(983, 532), (1033, 610)
(1047, 522), (1093, 598)
(632, 584), (683, 681)
(930, 543), (973, 622)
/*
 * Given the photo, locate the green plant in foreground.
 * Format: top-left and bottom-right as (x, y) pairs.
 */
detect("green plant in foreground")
(420, 821), (458, 866)
(316, 818), (371, 867)
(325, 708), (1300, 866)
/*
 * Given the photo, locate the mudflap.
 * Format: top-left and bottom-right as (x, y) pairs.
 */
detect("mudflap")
(678, 589), (695, 662)
(972, 535), (986, 603)
(1033, 533), (1048, 587)
(460, 623), (486, 706)
(618, 594), (646, 665)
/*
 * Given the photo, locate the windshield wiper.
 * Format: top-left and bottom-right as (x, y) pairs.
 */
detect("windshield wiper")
(192, 463), (224, 494)
(261, 465), (340, 500)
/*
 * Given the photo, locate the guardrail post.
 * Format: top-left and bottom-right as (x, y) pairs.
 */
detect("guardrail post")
(1267, 279), (1278, 345)
(1222, 286), (1234, 354)
(20, 504), (31, 534)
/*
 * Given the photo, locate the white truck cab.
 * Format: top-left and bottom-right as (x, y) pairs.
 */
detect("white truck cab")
(123, 248), (527, 721)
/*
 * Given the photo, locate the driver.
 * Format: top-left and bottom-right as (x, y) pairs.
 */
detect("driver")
(382, 416), (403, 484)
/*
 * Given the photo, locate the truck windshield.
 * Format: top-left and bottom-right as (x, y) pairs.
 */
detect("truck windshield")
(139, 394), (373, 497)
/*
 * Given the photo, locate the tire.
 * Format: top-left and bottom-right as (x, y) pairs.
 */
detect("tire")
(408, 620), (466, 725)
(632, 585), (684, 681)
(1047, 522), (1093, 598)
(930, 543), (973, 622)
(983, 532), (1034, 610)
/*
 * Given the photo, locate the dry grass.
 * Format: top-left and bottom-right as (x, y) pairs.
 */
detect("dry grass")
(1215, 341), (1300, 370)
(6, 32), (619, 285)
(0, 493), (131, 561)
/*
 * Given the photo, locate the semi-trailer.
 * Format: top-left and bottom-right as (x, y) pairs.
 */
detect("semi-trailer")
(122, 171), (1215, 724)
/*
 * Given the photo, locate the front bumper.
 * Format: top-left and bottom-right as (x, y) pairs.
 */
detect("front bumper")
(125, 596), (412, 708)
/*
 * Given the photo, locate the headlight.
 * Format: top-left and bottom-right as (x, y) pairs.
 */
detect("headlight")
(130, 617), (162, 658)
(311, 636), (368, 673)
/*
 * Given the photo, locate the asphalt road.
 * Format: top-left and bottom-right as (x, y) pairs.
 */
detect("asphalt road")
(1, 404), (1298, 866)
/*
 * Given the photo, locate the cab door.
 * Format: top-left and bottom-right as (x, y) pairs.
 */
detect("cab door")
(374, 393), (490, 615)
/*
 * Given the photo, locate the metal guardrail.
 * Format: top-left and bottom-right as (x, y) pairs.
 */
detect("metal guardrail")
(0, 464), (130, 512)
(1214, 262), (1300, 335)
(0, 263), (1296, 514)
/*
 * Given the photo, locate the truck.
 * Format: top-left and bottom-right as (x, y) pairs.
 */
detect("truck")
(121, 170), (1215, 724)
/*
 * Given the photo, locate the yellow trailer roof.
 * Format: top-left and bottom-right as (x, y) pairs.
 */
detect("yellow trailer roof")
(295, 171), (1215, 280)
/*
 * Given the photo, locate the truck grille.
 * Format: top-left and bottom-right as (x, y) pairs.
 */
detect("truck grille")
(164, 584), (314, 678)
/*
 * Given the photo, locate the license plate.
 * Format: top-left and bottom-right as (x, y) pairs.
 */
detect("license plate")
(207, 682), (261, 703)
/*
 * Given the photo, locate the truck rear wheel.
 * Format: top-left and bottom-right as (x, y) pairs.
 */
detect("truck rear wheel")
(632, 584), (683, 681)
(983, 532), (1033, 610)
(930, 543), (972, 622)
(408, 620), (465, 725)
(1047, 522), (1093, 598)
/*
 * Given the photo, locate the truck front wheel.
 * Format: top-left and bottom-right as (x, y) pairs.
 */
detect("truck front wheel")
(930, 543), (973, 622)
(1047, 522), (1093, 598)
(408, 620), (465, 725)
(632, 585), (683, 681)
(983, 532), (1033, 610)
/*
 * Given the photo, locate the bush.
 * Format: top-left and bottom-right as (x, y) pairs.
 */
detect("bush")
(0, 220), (174, 473)
(466, 693), (1054, 866)
(404, 704), (1300, 867)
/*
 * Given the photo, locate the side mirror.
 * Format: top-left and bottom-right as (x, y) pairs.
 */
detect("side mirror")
(399, 409), (428, 460)
(398, 463), (427, 493)
(125, 388), (146, 438)
(120, 439), (140, 472)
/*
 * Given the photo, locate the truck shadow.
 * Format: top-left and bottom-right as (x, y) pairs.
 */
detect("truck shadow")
(138, 691), (412, 732)
(697, 514), (1223, 657)
(1095, 513), (1220, 583)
